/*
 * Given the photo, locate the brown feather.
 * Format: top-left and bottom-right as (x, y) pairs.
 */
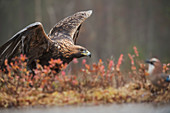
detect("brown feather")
(48, 10), (92, 44)
(0, 22), (51, 68)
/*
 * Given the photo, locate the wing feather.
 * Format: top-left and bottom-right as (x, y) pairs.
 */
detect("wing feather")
(73, 24), (82, 44)
(0, 22), (51, 67)
(48, 10), (92, 44)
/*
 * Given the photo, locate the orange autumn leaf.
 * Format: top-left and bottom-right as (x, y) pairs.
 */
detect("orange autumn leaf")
(85, 64), (90, 70)
(145, 72), (149, 76)
(4, 59), (8, 66)
(99, 59), (102, 63)
(131, 65), (136, 70)
(72, 80), (78, 85)
(20, 54), (27, 61)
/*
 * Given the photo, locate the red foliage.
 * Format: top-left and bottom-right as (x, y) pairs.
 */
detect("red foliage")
(116, 54), (123, 71)
(0, 46), (169, 107)
(133, 46), (139, 57)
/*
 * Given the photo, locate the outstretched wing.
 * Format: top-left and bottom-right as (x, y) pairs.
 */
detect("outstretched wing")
(48, 10), (92, 44)
(0, 22), (52, 67)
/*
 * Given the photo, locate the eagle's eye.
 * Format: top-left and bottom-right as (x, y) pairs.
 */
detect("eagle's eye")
(79, 48), (84, 52)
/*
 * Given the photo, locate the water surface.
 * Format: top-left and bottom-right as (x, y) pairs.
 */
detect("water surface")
(1, 103), (170, 113)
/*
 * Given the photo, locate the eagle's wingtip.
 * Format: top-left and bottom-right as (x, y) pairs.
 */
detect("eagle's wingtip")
(26, 22), (42, 29)
(86, 10), (92, 16)
(32, 22), (42, 26)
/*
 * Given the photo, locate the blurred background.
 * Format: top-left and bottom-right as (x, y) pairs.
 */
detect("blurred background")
(0, 0), (170, 63)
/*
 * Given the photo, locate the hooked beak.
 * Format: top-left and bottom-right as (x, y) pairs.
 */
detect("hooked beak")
(81, 50), (91, 57)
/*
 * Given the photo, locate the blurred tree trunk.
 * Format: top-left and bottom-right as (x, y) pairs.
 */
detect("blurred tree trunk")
(35, 0), (42, 22)
(146, 0), (154, 57)
(46, 0), (56, 27)
(0, 0), (170, 61)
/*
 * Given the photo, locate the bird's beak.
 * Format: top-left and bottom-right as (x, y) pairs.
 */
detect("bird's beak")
(81, 50), (91, 57)
(145, 59), (151, 64)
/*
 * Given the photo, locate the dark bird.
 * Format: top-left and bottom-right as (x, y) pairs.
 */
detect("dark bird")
(0, 10), (92, 72)
(145, 58), (170, 88)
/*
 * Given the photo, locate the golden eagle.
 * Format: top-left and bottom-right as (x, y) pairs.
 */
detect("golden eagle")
(0, 10), (92, 72)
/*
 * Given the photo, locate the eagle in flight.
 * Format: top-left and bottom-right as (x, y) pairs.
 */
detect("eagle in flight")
(0, 10), (92, 72)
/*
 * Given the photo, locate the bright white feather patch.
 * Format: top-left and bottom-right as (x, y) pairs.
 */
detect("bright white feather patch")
(148, 64), (155, 75)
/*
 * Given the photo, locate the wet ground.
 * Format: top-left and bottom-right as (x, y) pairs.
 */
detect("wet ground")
(1, 103), (170, 113)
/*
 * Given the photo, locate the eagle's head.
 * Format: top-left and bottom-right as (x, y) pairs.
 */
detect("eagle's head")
(71, 45), (91, 58)
(57, 42), (91, 62)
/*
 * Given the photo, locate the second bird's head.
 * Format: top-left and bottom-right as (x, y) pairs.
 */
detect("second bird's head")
(145, 58), (162, 75)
